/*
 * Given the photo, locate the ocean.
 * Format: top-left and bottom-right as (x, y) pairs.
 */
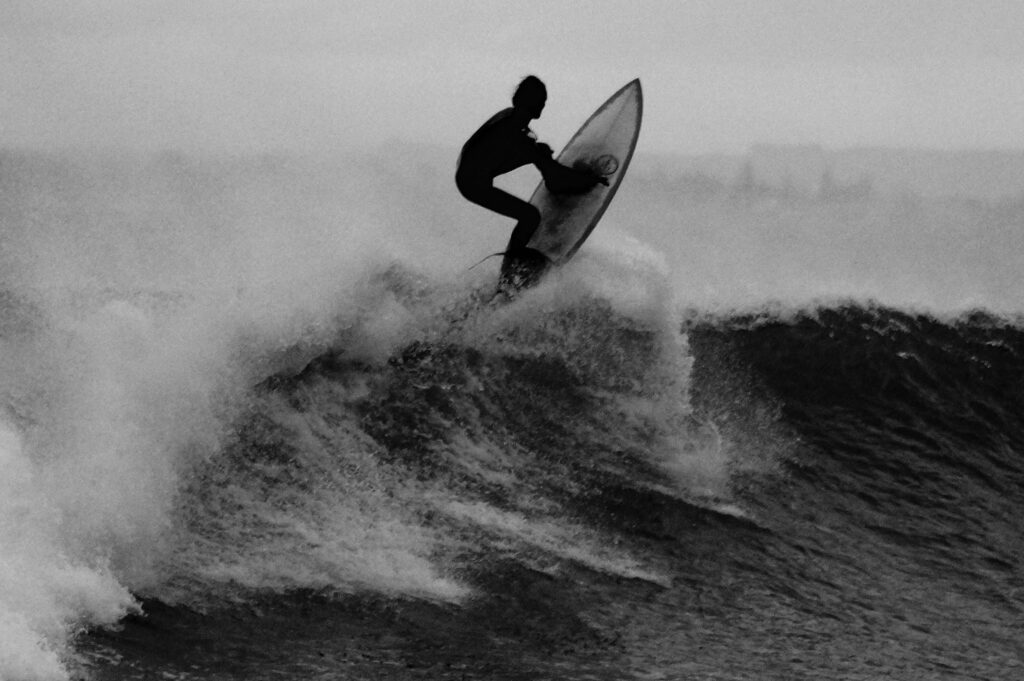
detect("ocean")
(1, 148), (1023, 680)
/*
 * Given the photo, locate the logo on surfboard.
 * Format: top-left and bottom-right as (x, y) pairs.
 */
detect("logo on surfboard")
(573, 154), (619, 179)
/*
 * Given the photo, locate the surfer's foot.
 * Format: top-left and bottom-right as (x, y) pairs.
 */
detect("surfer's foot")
(498, 248), (549, 297)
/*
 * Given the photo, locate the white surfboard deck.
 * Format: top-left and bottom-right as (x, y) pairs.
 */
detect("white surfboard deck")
(526, 79), (643, 264)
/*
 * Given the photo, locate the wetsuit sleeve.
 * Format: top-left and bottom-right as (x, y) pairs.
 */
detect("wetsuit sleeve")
(523, 129), (552, 164)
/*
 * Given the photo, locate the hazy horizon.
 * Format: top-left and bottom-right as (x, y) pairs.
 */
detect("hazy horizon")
(5, 138), (1023, 203)
(3, 1), (1023, 156)
(4, 138), (1024, 165)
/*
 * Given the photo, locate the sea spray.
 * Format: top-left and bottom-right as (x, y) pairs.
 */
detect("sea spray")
(3, 145), (1020, 679)
(0, 150), (438, 679)
(464, 235), (729, 500)
(0, 422), (137, 681)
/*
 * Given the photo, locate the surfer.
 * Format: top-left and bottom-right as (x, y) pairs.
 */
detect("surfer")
(456, 76), (605, 292)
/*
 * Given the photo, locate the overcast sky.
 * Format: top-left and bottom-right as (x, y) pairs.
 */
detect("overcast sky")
(2, 1), (1022, 155)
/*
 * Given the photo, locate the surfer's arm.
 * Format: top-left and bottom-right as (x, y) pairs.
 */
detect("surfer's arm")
(537, 155), (607, 194)
(530, 136), (608, 193)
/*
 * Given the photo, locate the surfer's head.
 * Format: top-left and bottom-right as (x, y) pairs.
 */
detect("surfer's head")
(512, 75), (547, 120)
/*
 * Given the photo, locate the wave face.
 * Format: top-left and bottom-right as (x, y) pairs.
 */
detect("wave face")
(2, 150), (1023, 680)
(686, 305), (1024, 678)
(70, 299), (1024, 681)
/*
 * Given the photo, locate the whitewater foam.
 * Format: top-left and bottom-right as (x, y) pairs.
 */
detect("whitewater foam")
(165, 384), (471, 605)
(0, 151), (430, 680)
(441, 499), (671, 587)
(0, 422), (138, 681)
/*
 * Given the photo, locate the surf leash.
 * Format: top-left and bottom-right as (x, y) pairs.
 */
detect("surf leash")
(466, 251), (506, 271)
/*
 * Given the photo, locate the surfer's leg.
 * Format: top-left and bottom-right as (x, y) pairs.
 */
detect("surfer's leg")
(458, 183), (540, 255)
(477, 188), (547, 291)
(457, 182), (547, 295)
(505, 216), (538, 255)
(473, 190), (548, 293)
(495, 195), (540, 255)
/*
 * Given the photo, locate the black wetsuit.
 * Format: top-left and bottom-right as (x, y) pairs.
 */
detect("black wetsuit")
(455, 108), (548, 256)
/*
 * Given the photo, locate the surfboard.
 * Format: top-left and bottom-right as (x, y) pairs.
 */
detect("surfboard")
(515, 79), (643, 272)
